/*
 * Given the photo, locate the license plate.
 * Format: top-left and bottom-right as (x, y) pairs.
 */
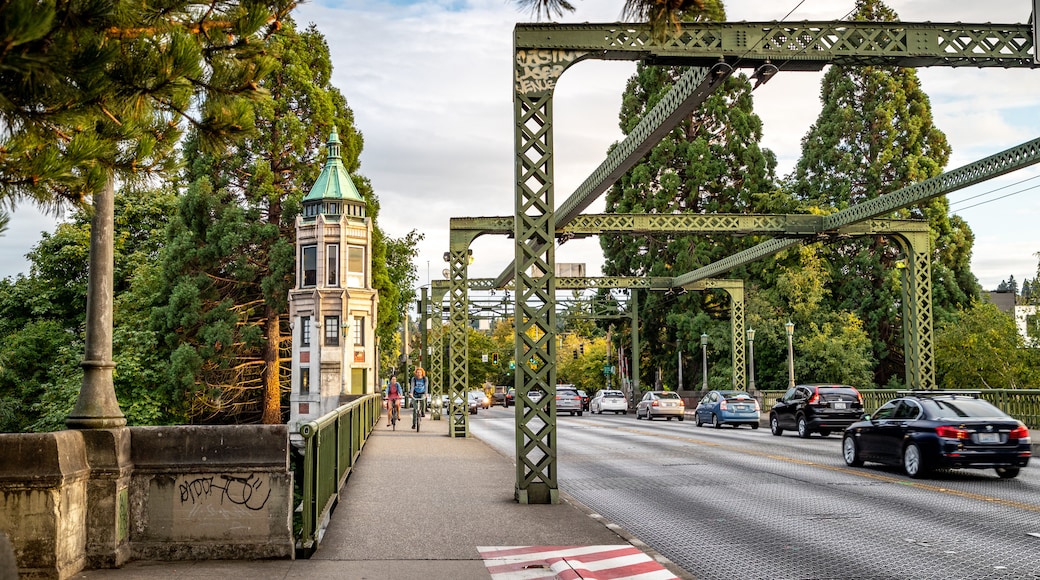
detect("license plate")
(833, 402), (847, 410)
(978, 432), (1000, 444)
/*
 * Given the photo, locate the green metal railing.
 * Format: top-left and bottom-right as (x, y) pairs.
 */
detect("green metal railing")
(296, 394), (381, 557)
(758, 389), (1040, 429)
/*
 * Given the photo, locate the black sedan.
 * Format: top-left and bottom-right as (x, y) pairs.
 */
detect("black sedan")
(841, 391), (1031, 479)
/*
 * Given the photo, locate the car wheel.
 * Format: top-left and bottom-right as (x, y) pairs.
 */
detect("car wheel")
(646, 410), (654, 421)
(796, 415), (811, 438)
(712, 414), (722, 429)
(678, 415), (684, 422)
(577, 411), (583, 416)
(695, 414), (703, 427)
(751, 423), (759, 430)
(842, 436), (864, 467)
(903, 443), (929, 478)
(996, 467), (1020, 479)
(770, 414), (783, 436)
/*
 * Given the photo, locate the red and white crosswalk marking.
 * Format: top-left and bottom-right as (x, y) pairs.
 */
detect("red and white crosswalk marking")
(478, 545), (680, 580)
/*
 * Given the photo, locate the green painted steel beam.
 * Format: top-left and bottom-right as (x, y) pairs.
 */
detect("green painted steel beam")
(515, 22), (1038, 69)
(675, 136), (1040, 288)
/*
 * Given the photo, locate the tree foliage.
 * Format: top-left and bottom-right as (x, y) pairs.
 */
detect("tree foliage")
(935, 303), (1037, 389)
(788, 0), (976, 387)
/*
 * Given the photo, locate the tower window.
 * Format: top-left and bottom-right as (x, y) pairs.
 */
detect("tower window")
(324, 315), (339, 346)
(301, 316), (311, 347)
(327, 244), (339, 286)
(301, 245), (317, 287)
(347, 246), (365, 288)
(354, 317), (364, 346)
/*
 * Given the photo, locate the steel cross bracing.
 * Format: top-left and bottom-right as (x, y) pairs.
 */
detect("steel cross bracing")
(509, 18), (1037, 503)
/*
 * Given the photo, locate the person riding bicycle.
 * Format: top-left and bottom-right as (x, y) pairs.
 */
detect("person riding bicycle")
(384, 375), (404, 427)
(409, 367), (429, 428)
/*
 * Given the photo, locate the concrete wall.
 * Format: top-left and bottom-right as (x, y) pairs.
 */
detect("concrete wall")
(127, 425), (294, 561)
(0, 425), (294, 579)
(0, 431), (90, 580)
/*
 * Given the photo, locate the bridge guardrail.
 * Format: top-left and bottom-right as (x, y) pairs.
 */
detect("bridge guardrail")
(758, 389), (1040, 429)
(296, 393), (381, 557)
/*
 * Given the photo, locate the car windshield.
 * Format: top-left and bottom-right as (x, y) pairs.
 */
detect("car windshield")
(924, 398), (1009, 419)
(656, 392), (680, 399)
(558, 389), (577, 397)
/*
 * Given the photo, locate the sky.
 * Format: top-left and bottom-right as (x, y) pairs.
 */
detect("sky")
(2, 0), (1038, 293)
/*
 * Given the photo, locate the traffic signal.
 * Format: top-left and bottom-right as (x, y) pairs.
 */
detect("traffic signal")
(573, 350), (578, 359)
(492, 352), (499, 365)
(579, 343), (584, 355)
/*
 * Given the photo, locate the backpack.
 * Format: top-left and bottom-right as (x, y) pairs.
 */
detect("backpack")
(411, 376), (427, 395)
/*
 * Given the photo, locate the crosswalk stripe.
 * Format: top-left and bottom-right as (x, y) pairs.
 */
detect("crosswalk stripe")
(478, 545), (679, 580)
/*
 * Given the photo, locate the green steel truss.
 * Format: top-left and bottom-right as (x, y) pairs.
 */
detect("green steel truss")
(507, 19), (1037, 503)
(515, 22), (1037, 69)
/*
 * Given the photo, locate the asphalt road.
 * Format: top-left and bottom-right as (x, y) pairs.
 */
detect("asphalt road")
(470, 406), (1040, 580)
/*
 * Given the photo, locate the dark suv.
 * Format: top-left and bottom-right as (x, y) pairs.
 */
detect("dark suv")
(770, 384), (863, 438)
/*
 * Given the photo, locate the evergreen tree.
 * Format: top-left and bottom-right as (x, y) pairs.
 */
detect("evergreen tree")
(601, 1), (777, 390)
(788, 0), (976, 387)
(149, 21), (370, 424)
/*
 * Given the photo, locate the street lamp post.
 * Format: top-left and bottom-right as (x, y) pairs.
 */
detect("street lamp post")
(785, 321), (795, 388)
(700, 333), (708, 390)
(746, 328), (756, 392)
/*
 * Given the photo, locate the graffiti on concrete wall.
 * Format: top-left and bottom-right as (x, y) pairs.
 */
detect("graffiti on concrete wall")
(177, 473), (270, 511)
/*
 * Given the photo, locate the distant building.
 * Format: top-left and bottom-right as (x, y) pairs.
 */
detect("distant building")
(289, 128), (378, 437)
(984, 292), (1036, 348)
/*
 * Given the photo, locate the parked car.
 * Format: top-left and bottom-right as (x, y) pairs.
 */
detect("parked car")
(842, 391), (1031, 479)
(590, 390), (628, 414)
(635, 391), (685, 421)
(770, 384), (863, 438)
(576, 389), (590, 411)
(695, 390), (760, 429)
(555, 387), (584, 416)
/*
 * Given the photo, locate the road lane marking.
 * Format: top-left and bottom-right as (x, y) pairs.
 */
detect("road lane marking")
(613, 425), (1040, 513)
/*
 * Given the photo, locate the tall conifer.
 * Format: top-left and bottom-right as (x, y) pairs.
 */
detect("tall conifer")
(789, 0), (977, 386)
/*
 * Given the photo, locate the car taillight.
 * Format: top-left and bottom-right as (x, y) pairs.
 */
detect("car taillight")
(1009, 423), (1030, 441)
(935, 425), (970, 440)
(651, 400), (659, 407)
(753, 399), (761, 411)
(807, 391), (819, 405)
(719, 400), (728, 411)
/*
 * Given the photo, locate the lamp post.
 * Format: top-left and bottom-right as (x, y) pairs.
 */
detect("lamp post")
(700, 333), (708, 390)
(785, 321), (795, 388)
(746, 328), (756, 392)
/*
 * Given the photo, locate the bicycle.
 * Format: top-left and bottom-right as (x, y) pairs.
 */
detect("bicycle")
(387, 398), (400, 430)
(412, 396), (427, 431)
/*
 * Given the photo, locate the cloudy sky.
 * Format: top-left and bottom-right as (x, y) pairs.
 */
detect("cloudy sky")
(2, 0), (1038, 292)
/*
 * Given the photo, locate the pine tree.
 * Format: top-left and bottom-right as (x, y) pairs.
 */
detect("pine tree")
(601, 1), (777, 388)
(788, 0), (975, 387)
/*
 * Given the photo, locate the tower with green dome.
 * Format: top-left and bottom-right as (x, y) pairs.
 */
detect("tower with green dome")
(289, 127), (378, 434)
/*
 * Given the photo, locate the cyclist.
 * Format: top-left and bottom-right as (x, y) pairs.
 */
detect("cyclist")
(384, 375), (404, 427)
(410, 367), (429, 429)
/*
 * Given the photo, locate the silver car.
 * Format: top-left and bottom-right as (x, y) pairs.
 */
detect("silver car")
(590, 390), (628, 414)
(555, 387), (584, 416)
(635, 391), (685, 421)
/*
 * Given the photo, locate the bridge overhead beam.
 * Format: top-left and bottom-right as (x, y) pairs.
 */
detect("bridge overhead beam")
(515, 22), (1039, 69)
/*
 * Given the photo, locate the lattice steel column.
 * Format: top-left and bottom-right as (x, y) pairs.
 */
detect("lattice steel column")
(430, 285), (447, 420)
(893, 232), (936, 390)
(689, 280), (746, 390)
(514, 46), (589, 504)
(447, 238), (476, 438)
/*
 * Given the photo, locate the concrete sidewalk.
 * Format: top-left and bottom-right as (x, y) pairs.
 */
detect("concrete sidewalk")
(73, 411), (689, 580)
